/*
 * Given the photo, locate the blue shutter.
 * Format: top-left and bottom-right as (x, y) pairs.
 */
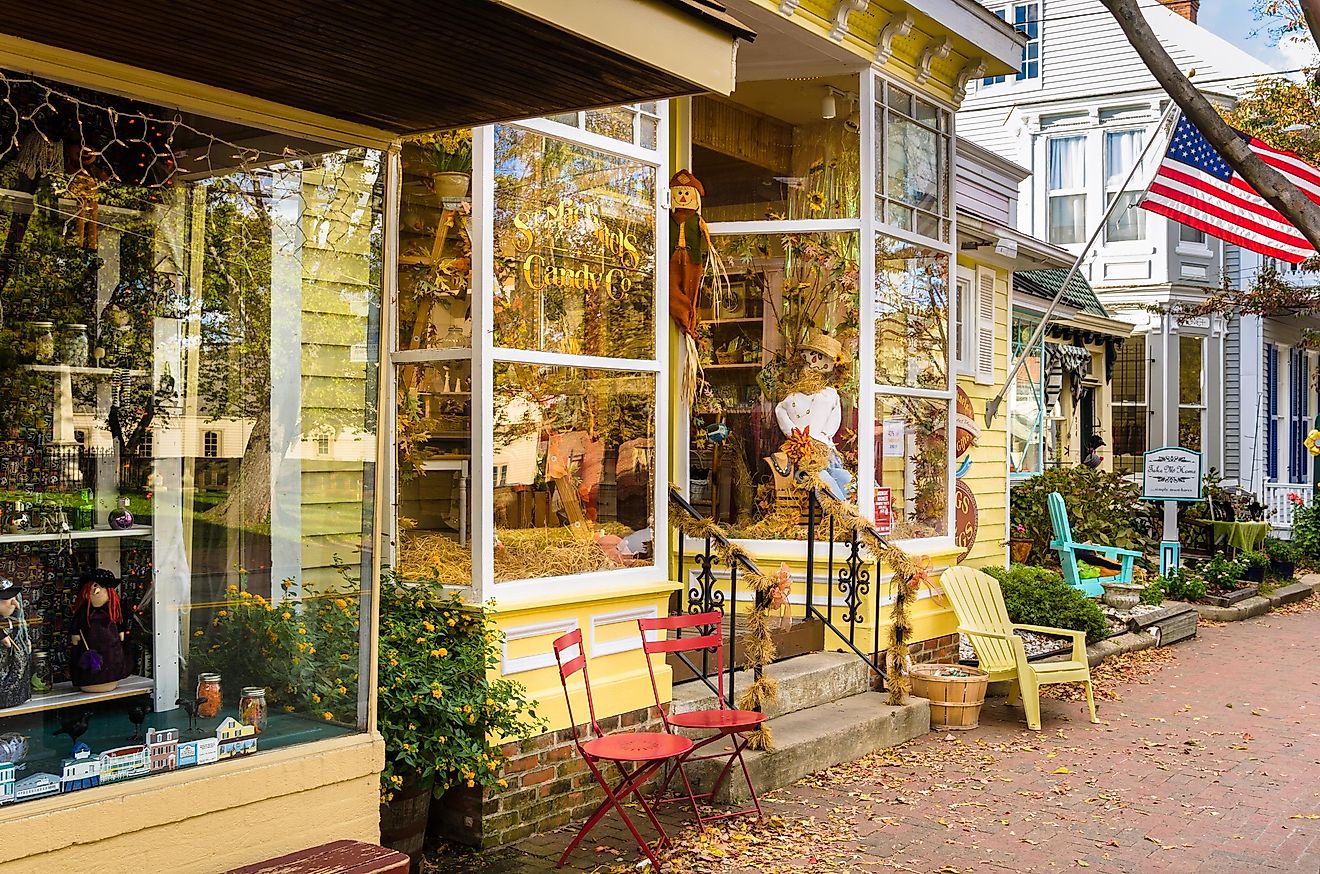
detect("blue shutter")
(1290, 348), (1305, 482)
(1267, 344), (1278, 481)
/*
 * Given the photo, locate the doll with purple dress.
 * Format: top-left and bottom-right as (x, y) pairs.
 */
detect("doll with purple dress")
(67, 569), (129, 692)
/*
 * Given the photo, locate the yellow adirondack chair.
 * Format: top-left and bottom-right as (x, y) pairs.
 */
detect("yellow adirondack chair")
(940, 566), (1100, 731)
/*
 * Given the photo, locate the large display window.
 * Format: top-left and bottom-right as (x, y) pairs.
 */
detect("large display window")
(392, 113), (665, 597)
(0, 71), (380, 804)
(687, 72), (957, 544)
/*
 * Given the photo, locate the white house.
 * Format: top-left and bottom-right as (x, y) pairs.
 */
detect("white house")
(957, 0), (1274, 486)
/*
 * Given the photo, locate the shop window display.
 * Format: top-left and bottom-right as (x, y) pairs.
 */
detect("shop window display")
(689, 232), (861, 534)
(0, 70), (377, 805)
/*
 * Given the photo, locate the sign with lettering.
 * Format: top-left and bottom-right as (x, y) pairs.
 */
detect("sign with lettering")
(1142, 446), (1203, 501)
(873, 487), (893, 535)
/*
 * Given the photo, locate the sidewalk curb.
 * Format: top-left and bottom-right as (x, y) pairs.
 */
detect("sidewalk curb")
(1186, 578), (1319, 623)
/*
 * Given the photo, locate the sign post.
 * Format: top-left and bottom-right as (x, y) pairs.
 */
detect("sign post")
(1141, 446), (1203, 576)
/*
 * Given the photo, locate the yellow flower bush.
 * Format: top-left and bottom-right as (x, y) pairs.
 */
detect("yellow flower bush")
(378, 573), (543, 803)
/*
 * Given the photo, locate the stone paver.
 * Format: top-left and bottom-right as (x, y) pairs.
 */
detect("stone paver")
(438, 599), (1320, 873)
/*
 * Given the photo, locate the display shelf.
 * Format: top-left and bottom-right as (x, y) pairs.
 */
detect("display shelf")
(1, 674), (152, 718)
(700, 316), (764, 325)
(24, 364), (149, 378)
(0, 525), (152, 545)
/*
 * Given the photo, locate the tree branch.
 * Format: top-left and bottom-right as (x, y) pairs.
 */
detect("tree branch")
(1103, 0), (1320, 252)
(1302, 0), (1320, 55)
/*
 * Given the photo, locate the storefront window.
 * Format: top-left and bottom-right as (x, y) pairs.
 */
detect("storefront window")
(0, 70), (377, 804)
(691, 77), (861, 223)
(491, 364), (654, 580)
(544, 102), (663, 151)
(874, 395), (948, 539)
(877, 81), (952, 241)
(493, 126), (656, 359)
(875, 236), (949, 390)
(1113, 336), (1148, 473)
(1010, 313), (1045, 475)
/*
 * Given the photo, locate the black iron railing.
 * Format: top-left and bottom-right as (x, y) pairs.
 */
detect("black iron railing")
(803, 487), (887, 680)
(669, 487), (768, 709)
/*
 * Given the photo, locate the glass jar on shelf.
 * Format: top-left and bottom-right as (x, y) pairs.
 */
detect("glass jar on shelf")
(238, 686), (267, 734)
(196, 672), (222, 718)
(108, 497), (134, 530)
(29, 322), (55, 364)
(73, 489), (95, 531)
(60, 324), (89, 368)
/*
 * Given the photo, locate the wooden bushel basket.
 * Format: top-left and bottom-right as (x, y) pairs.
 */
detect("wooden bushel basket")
(910, 663), (990, 731)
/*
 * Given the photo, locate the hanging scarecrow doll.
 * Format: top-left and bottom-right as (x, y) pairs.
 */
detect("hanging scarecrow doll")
(668, 169), (727, 406)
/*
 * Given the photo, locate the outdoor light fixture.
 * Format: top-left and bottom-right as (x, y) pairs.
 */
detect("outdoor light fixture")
(994, 237), (1018, 259)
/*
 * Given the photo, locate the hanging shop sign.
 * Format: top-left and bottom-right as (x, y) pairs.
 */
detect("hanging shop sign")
(1141, 446), (1203, 502)
(954, 479), (978, 561)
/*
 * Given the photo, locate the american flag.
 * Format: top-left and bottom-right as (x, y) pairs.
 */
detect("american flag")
(1140, 114), (1319, 264)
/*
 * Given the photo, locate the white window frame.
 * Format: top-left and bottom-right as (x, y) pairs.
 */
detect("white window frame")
(955, 268), (974, 376)
(1177, 334), (1206, 455)
(1103, 127), (1147, 244)
(1046, 135), (1087, 246)
(981, 2), (1042, 88)
(388, 111), (669, 605)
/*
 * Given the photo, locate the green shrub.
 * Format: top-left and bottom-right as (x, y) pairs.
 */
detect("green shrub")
(1154, 567), (1208, 602)
(1140, 574), (1165, 605)
(1197, 554), (1247, 592)
(983, 564), (1110, 644)
(1291, 497), (1320, 560)
(1009, 467), (1155, 568)
(1239, 549), (1269, 571)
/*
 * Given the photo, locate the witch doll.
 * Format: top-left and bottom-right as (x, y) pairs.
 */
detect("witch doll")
(67, 569), (129, 693)
(0, 578), (32, 708)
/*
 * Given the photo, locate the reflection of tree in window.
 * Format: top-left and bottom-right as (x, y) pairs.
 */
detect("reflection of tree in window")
(874, 237), (948, 391)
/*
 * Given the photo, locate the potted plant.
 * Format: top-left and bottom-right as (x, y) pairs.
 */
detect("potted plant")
(1009, 523), (1032, 563)
(1239, 548), (1269, 584)
(1263, 536), (1300, 580)
(378, 575), (544, 863)
(418, 129), (473, 206)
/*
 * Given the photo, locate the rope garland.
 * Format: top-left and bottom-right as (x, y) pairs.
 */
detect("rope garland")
(670, 496), (778, 750)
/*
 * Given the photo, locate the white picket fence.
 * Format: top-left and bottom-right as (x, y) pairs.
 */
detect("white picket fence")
(1263, 482), (1313, 538)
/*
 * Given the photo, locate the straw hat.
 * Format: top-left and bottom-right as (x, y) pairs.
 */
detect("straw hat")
(801, 331), (843, 363)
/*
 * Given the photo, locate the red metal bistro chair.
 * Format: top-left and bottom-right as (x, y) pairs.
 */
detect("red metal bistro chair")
(637, 611), (767, 827)
(551, 627), (695, 871)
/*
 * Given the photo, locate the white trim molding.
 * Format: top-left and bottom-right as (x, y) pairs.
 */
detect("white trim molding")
(501, 619), (578, 675)
(590, 607), (660, 658)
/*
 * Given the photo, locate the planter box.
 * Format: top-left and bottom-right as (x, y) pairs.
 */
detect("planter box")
(1127, 603), (1199, 646)
(1203, 585), (1259, 607)
(1269, 559), (1296, 580)
(1242, 565), (1266, 584)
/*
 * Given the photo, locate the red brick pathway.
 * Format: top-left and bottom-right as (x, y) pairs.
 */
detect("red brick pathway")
(440, 600), (1320, 873)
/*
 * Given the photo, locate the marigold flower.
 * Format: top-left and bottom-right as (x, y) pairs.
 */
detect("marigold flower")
(217, 610), (228, 618)
(282, 612), (292, 620)
(431, 689), (443, 699)
(322, 711), (334, 721)
(311, 693), (321, 703)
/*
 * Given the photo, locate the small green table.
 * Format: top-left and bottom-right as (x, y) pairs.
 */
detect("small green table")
(1207, 520), (1271, 554)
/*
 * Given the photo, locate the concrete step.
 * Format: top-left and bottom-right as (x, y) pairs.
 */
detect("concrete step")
(669, 652), (871, 721)
(682, 691), (930, 804)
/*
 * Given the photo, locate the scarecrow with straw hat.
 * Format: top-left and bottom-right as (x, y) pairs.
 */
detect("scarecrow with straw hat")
(668, 168), (730, 406)
(774, 330), (853, 501)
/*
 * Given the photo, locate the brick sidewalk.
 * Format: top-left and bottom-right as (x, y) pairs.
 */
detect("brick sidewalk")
(435, 600), (1320, 873)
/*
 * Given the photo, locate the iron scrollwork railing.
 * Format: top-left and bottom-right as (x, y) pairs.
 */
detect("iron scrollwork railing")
(670, 487), (767, 710)
(804, 487), (887, 680)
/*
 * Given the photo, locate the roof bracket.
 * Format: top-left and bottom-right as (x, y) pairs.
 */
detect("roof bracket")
(955, 57), (987, 101)
(829, 0), (868, 41)
(875, 12), (913, 65)
(916, 36), (952, 86)
(779, 0), (802, 16)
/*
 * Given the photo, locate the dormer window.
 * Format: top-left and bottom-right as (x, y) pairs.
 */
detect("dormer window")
(983, 2), (1041, 86)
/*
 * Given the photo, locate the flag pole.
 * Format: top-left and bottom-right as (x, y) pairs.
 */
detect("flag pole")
(984, 100), (1182, 428)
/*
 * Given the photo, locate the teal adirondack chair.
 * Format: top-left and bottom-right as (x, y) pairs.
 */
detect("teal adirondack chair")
(1047, 491), (1140, 597)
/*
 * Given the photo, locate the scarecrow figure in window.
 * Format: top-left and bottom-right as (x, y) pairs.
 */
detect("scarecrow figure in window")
(773, 331), (853, 501)
(669, 169), (728, 405)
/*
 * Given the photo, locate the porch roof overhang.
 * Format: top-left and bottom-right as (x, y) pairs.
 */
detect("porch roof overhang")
(0, 0), (753, 146)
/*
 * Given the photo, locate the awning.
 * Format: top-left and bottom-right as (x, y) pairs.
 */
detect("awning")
(0, 0), (752, 145)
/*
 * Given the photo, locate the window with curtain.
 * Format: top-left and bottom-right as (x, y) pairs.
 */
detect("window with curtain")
(1009, 312), (1044, 476)
(1105, 129), (1146, 243)
(1048, 136), (1086, 244)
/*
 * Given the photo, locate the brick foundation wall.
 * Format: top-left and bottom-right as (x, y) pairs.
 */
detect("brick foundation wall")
(908, 632), (960, 666)
(430, 703), (666, 849)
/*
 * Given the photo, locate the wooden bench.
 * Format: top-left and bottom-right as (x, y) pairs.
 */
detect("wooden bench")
(224, 840), (410, 874)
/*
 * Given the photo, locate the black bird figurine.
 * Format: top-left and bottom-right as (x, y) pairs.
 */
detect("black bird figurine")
(127, 702), (150, 740)
(175, 697), (204, 732)
(55, 710), (92, 753)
